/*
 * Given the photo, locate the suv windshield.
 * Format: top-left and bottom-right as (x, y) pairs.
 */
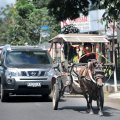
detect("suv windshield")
(5, 50), (51, 67)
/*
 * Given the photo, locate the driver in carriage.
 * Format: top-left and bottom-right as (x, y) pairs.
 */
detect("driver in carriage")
(62, 43), (97, 81)
(79, 43), (96, 63)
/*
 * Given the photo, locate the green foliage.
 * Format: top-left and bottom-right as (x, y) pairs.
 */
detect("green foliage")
(101, 0), (120, 23)
(61, 24), (79, 34)
(17, 1), (35, 19)
(32, 0), (50, 8)
(0, 0), (60, 45)
(48, 0), (89, 21)
(48, 0), (120, 23)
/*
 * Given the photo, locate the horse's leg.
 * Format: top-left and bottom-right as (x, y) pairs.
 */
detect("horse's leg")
(96, 98), (100, 110)
(80, 78), (92, 113)
(97, 98), (103, 116)
(97, 87), (104, 116)
(84, 93), (90, 113)
(88, 96), (94, 114)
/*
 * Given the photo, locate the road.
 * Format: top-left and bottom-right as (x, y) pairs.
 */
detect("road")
(0, 95), (120, 120)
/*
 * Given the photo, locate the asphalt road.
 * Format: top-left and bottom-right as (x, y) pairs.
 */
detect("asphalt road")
(0, 95), (120, 120)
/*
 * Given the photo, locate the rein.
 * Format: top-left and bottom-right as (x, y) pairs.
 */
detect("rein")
(103, 71), (114, 86)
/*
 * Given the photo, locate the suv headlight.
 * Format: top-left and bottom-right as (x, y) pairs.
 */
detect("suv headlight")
(5, 69), (20, 77)
(45, 69), (55, 76)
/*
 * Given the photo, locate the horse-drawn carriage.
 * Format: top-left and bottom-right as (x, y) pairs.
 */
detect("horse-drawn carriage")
(49, 34), (114, 116)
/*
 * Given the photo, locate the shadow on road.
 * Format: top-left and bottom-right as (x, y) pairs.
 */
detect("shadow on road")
(58, 105), (120, 117)
(0, 95), (52, 103)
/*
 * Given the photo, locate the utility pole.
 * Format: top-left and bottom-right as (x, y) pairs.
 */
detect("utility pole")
(39, 33), (42, 44)
(39, 28), (42, 45)
(112, 20), (118, 92)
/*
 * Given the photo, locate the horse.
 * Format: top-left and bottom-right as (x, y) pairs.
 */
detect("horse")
(69, 59), (105, 116)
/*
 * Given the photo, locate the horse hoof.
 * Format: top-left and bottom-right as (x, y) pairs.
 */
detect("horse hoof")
(98, 111), (103, 116)
(86, 109), (90, 113)
(89, 111), (94, 115)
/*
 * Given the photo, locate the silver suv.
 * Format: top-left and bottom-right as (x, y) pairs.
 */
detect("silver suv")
(0, 45), (54, 102)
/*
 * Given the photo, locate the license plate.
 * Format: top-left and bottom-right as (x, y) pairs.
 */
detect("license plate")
(27, 82), (41, 87)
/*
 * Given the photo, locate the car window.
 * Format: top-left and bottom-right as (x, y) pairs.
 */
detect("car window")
(5, 50), (51, 66)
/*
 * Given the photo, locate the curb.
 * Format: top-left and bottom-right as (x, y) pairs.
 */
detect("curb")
(103, 84), (120, 93)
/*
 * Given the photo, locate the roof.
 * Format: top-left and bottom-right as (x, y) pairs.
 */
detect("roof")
(49, 34), (109, 43)
(3, 45), (47, 51)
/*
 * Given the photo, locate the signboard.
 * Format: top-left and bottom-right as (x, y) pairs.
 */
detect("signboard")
(61, 9), (106, 33)
(39, 26), (50, 37)
(61, 16), (89, 33)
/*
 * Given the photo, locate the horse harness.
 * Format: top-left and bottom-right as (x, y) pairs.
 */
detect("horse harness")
(74, 61), (104, 87)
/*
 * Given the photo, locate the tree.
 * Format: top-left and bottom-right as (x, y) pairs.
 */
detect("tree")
(0, 0), (60, 45)
(100, 0), (120, 23)
(61, 24), (79, 34)
(47, 0), (120, 23)
(0, 19), (7, 44)
(48, 0), (90, 21)
(32, 0), (50, 9)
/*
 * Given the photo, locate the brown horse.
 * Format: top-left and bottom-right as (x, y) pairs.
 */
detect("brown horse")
(70, 59), (104, 116)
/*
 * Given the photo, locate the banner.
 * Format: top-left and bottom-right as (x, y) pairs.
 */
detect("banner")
(61, 9), (106, 33)
(61, 16), (89, 33)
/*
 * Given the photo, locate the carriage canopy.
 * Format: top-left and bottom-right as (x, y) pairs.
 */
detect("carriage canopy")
(49, 34), (109, 43)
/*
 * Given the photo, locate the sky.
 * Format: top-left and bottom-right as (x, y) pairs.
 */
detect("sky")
(0, 0), (16, 8)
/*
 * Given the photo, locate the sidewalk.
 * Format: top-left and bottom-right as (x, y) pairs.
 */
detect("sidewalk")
(104, 78), (120, 99)
(104, 84), (120, 99)
(108, 92), (120, 99)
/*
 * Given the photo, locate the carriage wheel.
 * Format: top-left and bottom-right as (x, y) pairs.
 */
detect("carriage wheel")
(52, 83), (60, 110)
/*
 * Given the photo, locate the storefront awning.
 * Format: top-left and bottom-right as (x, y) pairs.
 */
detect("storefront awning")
(49, 34), (109, 43)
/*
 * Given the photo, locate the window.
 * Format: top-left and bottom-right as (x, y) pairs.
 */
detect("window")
(5, 50), (51, 66)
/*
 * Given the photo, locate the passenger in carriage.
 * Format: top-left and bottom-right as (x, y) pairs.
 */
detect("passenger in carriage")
(79, 43), (96, 63)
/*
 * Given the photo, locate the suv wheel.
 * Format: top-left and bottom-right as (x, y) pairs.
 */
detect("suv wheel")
(1, 84), (9, 102)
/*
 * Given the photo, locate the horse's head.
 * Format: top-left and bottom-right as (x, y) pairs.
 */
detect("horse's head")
(88, 59), (105, 86)
(94, 69), (105, 87)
